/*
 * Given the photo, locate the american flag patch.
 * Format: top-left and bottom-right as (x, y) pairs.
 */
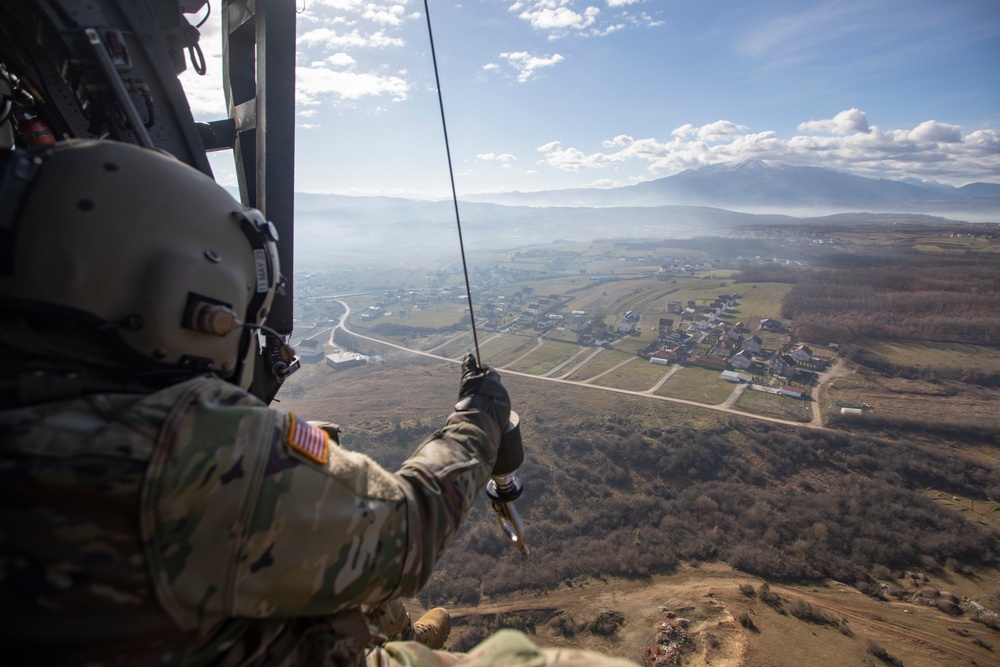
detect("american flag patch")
(286, 414), (330, 465)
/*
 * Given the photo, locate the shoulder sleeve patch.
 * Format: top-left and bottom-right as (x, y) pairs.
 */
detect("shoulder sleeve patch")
(285, 413), (330, 465)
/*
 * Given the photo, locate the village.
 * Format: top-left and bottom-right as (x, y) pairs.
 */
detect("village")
(288, 251), (835, 420)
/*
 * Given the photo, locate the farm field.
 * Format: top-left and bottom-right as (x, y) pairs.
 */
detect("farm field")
(507, 341), (582, 375)
(590, 357), (670, 391)
(563, 348), (634, 381)
(822, 367), (1000, 430)
(725, 282), (793, 322)
(735, 386), (812, 422)
(853, 338), (1000, 372)
(481, 334), (541, 368)
(655, 366), (736, 405)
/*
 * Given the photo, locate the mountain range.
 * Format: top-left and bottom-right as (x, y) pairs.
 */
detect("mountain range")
(459, 160), (1000, 217)
(280, 161), (998, 267)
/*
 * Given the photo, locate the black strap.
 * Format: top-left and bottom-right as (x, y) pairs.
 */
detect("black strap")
(0, 149), (41, 275)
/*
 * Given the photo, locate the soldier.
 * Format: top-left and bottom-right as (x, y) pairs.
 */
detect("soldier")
(0, 140), (636, 667)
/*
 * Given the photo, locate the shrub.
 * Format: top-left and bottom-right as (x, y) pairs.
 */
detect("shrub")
(972, 637), (993, 651)
(589, 610), (625, 636)
(738, 611), (758, 633)
(788, 598), (851, 635)
(866, 639), (904, 667)
(549, 613), (583, 638)
(759, 583), (782, 609)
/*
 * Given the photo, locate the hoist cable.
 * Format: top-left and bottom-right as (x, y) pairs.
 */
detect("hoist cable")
(422, 0), (482, 366)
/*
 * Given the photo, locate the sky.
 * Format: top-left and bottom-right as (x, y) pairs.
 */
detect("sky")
(179, 0), (1000, 199)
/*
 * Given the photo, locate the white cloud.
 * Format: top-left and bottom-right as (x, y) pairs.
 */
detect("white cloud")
(696, 120), (750, 142)
(509, 0), (660, 38)
(325, 52), (358, 67)
(500, 51), (565, 82)
(297, 65), (409, 103)
(602, 134), (634, 148)
(537, 140), (627, 171)
(482, 63), (500, 71)
(478, 153), (518, 162)
(671, 121), (749, 142)
(909, 120), (962, 143)
(299, 27), (404, 49)
(797, 108), (871, 134)
(517, 2), (599, 31)
(362, 3), (408, 25)
(536, 110), (1000, 184)
(307, 0), (367, 10)
(591, 23), (625, 36)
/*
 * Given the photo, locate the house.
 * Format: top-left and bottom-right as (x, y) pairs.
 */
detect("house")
(729, 349), (754, 370)
(790, 344), (813, 363)
(717, 294), (738, 308)
(658, 318), (675, 337)
(326, 352), (367, 371)
(299, 339), (325, 362)
(721, 326), (740, 343)
(618, 318), (634, 333)
(769, 354), (798, 377)
(666, 301), (683, 314)
(712, 339), (736, 358)
(741, 335), (763, 354)
(569, 316), (589, 333)
(721, 370), (743, 383)
(650, 350), (676, 365)
(664, 330), (688, 345)
(760, 318), (783, 332)
(518, 312), (535, 325)
(779, 385), (804, 398)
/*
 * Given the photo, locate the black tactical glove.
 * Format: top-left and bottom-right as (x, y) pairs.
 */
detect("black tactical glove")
(455, 353), (511, 432)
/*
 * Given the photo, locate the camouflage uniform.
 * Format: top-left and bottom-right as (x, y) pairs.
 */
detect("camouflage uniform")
(0, 372), (500, 665)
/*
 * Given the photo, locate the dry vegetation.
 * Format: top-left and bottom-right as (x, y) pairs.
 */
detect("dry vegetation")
(281, 223), (1000, 666)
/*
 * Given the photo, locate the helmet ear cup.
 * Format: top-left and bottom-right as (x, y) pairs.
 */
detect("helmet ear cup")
(0, 140), (280, 384)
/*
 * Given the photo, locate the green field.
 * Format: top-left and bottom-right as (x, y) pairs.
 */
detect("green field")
(726, 282), (793, 322)
(654, 366), (736, 404)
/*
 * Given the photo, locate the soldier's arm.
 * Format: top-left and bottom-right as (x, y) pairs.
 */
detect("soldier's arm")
(143, 367), (507, 630)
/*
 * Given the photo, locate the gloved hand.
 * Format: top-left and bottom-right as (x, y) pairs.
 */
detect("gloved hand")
(455, 353), (511, 432)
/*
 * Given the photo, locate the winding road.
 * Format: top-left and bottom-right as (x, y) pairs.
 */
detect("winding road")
(331, 300), (833, 430)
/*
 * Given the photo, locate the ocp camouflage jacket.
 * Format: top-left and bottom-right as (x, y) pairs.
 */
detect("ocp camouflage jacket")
(0, 374), (501, 666)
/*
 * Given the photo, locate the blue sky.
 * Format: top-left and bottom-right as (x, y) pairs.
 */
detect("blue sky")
(181, 0), (1000, 198)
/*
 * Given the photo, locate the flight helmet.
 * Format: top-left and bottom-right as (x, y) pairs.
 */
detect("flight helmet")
(0, 140), (280, 387)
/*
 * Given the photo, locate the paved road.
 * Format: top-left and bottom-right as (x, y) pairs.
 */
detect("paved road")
(330, 300), (828, 430)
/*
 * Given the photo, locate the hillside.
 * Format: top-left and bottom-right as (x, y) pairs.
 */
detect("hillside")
(276, 221), (1000, 666)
